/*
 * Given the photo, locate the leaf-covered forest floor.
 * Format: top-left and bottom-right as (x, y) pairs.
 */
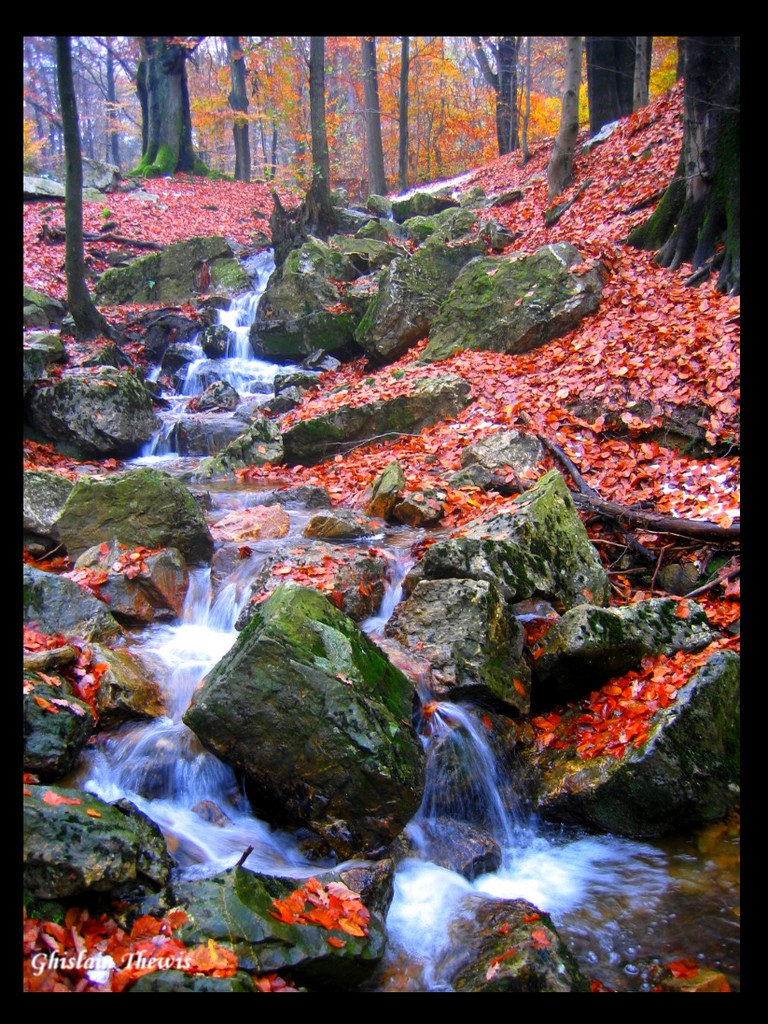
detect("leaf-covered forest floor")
(23, 79), (740, 632)
(23, 77), (740, 995)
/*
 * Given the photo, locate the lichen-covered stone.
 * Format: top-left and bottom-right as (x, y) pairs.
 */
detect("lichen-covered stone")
(183, 583), (425, 858)
(365, 460), (406, 519)
(23, 469), (74, 547)
(23, 787), (170, 899)
(437, 896), (589, 992)
(55, 468), (214, 564)
(94, 235), (249, 305)
(23, 563), (122, 642)
(23, 674), (94, 780)
(355, 237), (484, 363)
(171, 866), (386, 989)
(25, 367), (159, 458)
(532, 598), (718, 699)
(422, 242), (604, 363)
(387, 577), (530, 710)
(415, 470), (610, 611)
(526, 649), (740, 836)
(281, 374), (472, 466)
(196, 416), (284, 478)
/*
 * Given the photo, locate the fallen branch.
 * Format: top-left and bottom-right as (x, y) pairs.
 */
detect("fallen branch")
(684, 564), (740, 598)
(23, 645), (79, 673)
(40, 222), (163, 250)
(569, 492), (739, 542)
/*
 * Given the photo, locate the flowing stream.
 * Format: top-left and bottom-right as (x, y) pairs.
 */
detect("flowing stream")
(70, 253), (739, 991)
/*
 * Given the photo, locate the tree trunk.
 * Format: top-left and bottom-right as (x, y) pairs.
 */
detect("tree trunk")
(105, 46), (120, 166)
(521, 36), (532, 163)
(398, 36), (410, 192)
(270, 36), (336, 268)
(547, 36), (582, 200)
(632, 37), (652, 112)
(225, 36), (250, 182)
(586, 36), (635, 134)
(628, 36), (740, 295)
(55, 36), (112, 341)
(361, 36), (387, 197)
(471, 36), (520, 156)
(133, 37), (204, 177)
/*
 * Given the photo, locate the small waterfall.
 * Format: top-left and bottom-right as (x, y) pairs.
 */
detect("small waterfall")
(80, 558), (317, 879)
(415, 701), (526, 855)
(138, 248), (291, 459)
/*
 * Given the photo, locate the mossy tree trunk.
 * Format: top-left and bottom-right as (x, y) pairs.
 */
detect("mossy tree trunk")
(398, 36), (410, 192)
(361, 36), (387, 197)
(225, 36), (250, 183)
(628, 37), (740, 295)
(55, 36), (113, 342)
(547, 37), (583, 201)
(133, 37), (207, 178)
(270, 36), (337, 268)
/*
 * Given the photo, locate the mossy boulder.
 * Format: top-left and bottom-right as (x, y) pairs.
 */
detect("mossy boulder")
(421, 242), (604, 363)
(171, 866), (387, 990)
(25, 367), (159, 458)
(183, 583), (425, 859)
(365, 459), (406, 519)
(250, 236), (364, 360)
(55, 468), (214, 564)
(355, 236), (485, 364)
(23, 673), (94, 780)
(23, 470), (74, 550)
(437, 896), (590, 992)
(196, 416), (284, 479)
(23, 563), (122, 642)
(87, 642), (165, 727)
(94, 235), (249, 305)
(532, 598), (718, 700)
(23, 787), (171, 899)
(23, 286), (67, 330)
(390, 190), (460, 222)
(23, 332), (68, 398)
(413, 470), (610, 612)
(460, 429), (545, 478)
(281, 373), (472, 466)
(387, 577), (530, 711)
(526, 649), (740, 836)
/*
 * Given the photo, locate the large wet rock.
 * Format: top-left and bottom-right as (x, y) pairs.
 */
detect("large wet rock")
(387, 577), (530, 711)
(435, 895), (589, 991)
(55, 468), (214, 564)
(23, 332), (67, 398)
(196, 416), (284, 478)
(23, 563), (122, 642)
(411, 470), (610, 612)
(25, 366), (159, 458)
(87, 642), (165, 727)
(281, 373), (472, 466)
(532, 597), (718, 700)
(94, 235), (250, 305)
(393, 818), (502, 881)
(23, 286), (67, 330)
(235, 542), (391, 628)
(355, 236), (484, 364)
(23, 470), (74, 551)
(459, 428), (545, 478)
(23, 673), (94, 780)
(250, 236), (368, 360)
(422, 242), (604, 362)
(23, 787), (171, 899)
(171, 866), (387, 990)
(74, 539), (190, 624)
(526, 649), (740, 836)
(183, 583), (425, 858)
